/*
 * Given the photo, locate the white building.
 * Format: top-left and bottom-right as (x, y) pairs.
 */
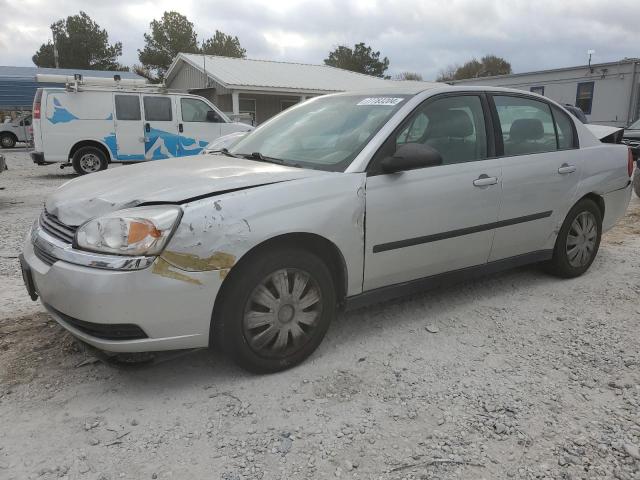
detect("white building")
(165, 53), (438, 124)
(450, 58), (640, 127)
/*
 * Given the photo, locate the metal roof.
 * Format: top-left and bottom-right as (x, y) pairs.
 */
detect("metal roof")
(167, 53), (441, 94)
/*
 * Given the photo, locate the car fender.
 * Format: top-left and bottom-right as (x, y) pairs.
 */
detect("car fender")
(161, 172), (367, 297)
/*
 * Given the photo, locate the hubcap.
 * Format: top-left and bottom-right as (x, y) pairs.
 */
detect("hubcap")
(566, 211), (597, 267)
(79, 153), (101, 173)
(1, 137), (11, 147)
(243, 268), (322, 357)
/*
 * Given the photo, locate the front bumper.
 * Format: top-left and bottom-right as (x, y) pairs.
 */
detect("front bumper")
(21, 227), (224, 352)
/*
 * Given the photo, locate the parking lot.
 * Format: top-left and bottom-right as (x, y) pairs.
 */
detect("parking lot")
(1, 150), (639, 479)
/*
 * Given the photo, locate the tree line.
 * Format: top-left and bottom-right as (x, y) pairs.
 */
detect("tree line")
(32, 11), (511, 83)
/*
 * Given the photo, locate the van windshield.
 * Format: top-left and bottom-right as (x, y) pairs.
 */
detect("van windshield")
(229, 94), (410, 171)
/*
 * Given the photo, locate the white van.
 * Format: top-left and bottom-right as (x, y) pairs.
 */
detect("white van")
(31, 86), (252, 174)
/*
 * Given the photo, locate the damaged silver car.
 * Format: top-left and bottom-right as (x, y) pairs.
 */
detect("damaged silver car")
(20, 86), (633, 372)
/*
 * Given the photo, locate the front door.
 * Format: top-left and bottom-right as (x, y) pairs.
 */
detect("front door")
(142, 95), (178, 160)
(177, 96), (222, 156)
(112, 94), (145, 161)
(488, 95), (582, 261)
(364, 94), (502, 290)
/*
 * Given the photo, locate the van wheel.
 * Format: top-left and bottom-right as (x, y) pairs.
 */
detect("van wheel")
(72, 147), (108, 175)
(0, 133), (16, 148)
(546, 198), (602, 278)
(214, 248), (336, 373)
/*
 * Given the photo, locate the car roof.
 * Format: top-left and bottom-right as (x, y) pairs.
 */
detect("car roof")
(327, 84), (553, 98)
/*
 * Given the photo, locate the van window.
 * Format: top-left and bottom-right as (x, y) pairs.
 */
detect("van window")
(181, 98), (211, 122)
(115, 95), (141, 121)
(143, 97), (172, 121)
(494, 95), (557, 156)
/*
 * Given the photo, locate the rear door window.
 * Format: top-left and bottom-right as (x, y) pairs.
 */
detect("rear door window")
(143, 96), (172, 121)
(493, 95), (557, 156)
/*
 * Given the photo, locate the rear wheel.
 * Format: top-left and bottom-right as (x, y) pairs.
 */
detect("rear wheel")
(72, 146), (108, 175)
(214, 248), (336, 373)
(546, 198), (602, 278)
(0, 133), (16, 149)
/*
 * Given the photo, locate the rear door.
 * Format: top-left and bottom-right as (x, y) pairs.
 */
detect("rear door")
(363, 94), (502, 290)
(177, 96), (221, 156)
(142, 95), (178, 159)
(113, 94), (145, 161)
(488, 94), (582, 260)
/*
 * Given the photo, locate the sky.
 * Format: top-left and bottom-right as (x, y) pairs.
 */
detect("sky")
(0, 0), (638, 80)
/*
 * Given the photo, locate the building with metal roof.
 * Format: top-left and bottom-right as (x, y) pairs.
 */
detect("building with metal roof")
(449, 58), (640, 127)
(0, 66), (144, 111)
(165, 53), (439, 124)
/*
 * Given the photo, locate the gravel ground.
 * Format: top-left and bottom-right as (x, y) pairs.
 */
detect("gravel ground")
(1, 150), (639, 480)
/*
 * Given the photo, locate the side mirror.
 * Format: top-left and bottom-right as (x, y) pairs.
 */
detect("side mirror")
(206, 110), (223, 123)
(380, 143), (442, 174)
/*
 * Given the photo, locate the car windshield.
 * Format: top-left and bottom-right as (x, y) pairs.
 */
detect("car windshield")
(628, 119), (640, 130)
(229, 94), (410, 171)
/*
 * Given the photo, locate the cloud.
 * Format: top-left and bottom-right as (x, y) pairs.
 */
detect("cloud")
(0, 0), (638, 80)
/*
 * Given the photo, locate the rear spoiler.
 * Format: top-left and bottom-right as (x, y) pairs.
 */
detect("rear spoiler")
(585, 124), (625, 144)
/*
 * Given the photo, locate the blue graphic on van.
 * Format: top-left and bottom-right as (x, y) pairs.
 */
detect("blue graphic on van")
(103, 133), (145, 161)
(145, 127), (206, 159)
(48, 97), (79, 124)
(105, 113), (113, 120)
(103, 129), (207, 162)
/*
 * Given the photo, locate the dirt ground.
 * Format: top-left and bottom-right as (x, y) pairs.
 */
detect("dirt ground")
(1, 150), (639, 480)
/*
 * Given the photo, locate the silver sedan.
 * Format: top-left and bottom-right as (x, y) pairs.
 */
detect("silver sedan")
(21, 85), (633, 372)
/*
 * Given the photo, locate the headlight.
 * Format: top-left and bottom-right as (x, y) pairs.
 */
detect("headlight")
(75, 206), (182, 256)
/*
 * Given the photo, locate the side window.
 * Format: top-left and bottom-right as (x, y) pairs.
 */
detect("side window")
(552, 106), (577, 149)
(143, 96), (172, 121)
(403, 96), (487, 165)
(494, 95), (557, 156)
(576, 82), (594, 115)
(181, 98), (212, 122)
(115, 95), (141, 121)
(371, 95), (488, 172)
(530, 86), (545, 96)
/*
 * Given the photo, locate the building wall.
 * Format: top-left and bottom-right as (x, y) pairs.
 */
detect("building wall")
(451, 61), (640, 127)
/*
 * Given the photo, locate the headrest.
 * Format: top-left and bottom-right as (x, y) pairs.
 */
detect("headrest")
(427, 109), (474, 138)
(509, 118), (544, 142)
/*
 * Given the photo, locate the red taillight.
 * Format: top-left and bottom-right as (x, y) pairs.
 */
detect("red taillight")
(629, 148), (634, 178)
(33, 89), (42, 119)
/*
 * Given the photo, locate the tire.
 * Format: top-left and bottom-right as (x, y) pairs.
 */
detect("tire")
(633, 168), (640, 198)
(213, 247), (337, 373)
(0, 133), (16, 149)
(546, 198), (602, 278)
(72, 146), (108, 175)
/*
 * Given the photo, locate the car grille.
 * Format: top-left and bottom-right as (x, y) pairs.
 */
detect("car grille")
(47, 304), (148, 340)
(33, 244), (57, 266)
(39, 210), (77, 244)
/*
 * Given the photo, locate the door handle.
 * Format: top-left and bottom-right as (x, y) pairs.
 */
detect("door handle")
(178, 123), (184, 133)
(145, 122), (150, 133)
(473, 174), (498, 187)
(558, 163), (576, 174)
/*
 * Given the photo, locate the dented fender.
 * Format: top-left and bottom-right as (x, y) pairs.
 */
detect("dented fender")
(162, 172), (367, 296)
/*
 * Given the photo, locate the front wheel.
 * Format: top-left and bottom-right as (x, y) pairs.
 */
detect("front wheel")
(546, 198), (602, 278)
(214, 248), (336, 373)
(72, 146), (108, 175)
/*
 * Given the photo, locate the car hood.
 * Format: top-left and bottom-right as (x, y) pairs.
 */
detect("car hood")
(46, 154), (328, 226)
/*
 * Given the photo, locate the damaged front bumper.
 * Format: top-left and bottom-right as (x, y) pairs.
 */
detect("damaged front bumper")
(21, 226), (224, 352)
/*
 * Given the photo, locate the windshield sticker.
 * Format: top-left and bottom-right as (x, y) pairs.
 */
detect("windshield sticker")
(357, 97), (404, 106)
